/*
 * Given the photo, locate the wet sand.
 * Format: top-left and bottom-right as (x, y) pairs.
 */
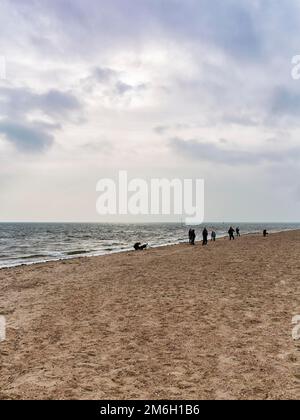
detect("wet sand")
(0, 231), (299, 400)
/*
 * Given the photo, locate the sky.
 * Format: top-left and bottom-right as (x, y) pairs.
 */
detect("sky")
(1, 0), (300, 222)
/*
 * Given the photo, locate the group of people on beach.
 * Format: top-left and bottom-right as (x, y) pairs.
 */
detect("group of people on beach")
(189, 226), (243, 246)
(134, 226), (269, 251)
(189, 226), (268, 246)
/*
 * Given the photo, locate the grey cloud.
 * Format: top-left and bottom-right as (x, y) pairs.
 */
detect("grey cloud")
(38, 89), (80, 117)
(4, 1), (300, 128)
(0, 120), (57, 153)
(21, 0), (262, 60)
(115, 81), (134, 95)
(0, 87), (81, 119)
(81, 67), (148, 100)
(170, 137), (300, 165)
(271, 86), (300, 118)
(4, 0), (275, 67)
(93, 67), (118, 82)
(81, 67), (119, 88)
(0, 86), (81, 153)
(154, 125), (169, 135)
(115, 81), (147, 96)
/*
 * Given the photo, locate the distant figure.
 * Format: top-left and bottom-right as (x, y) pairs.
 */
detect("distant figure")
(188, 228), (193, 244)
(190, 229), (196, 246)
(228, 227), (235, 240)
(211, 231), (216, 242)
(263, 229), (268, 238)
(134, 242), (148, 251)
(202, 228), (208, 246)
(236, 227), (240, 237)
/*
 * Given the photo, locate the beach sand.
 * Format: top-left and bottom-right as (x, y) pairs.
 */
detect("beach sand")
(0, 230), (299, 400)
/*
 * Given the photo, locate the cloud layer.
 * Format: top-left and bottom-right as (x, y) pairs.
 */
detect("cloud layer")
(0, 0), (300, 220)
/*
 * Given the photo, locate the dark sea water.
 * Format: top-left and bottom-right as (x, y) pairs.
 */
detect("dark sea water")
(0, 222), (299, 269)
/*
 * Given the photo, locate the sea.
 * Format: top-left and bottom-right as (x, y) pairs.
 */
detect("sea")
(0, 222), (299, 269)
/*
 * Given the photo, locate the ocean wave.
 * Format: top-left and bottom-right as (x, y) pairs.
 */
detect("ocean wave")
(66, 250), (93, 256)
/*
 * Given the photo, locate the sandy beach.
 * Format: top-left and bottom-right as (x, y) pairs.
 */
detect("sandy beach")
(0, 230), (299, 400)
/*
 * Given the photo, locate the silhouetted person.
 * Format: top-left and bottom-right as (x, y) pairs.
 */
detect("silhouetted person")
(236, 227), (240, 237)
(134, 242), (148, 251)
(188, 228), (193, 244)
(202, 228), (208, 246)
(263, 229), (268, 238)
(190, 229), (196, 245)
(211, 231), (216, 242)
(228, 227), (235, 240)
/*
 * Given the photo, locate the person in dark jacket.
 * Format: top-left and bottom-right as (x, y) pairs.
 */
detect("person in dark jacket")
(202, 228), (208, 246)
(228, 227), (235, 240)
(134, 242), (148, 251)
(188, 228), (193, 244)
(190, 229), (196, 245)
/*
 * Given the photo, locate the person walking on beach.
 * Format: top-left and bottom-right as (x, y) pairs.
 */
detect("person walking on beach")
(228, 227), (235, 240)
(202, 228), (208, 246)
(263, 229), (268, 237)
(189, 229), (196, 245)
(236, 227), (240, 237)
(211, 230), (216, 242)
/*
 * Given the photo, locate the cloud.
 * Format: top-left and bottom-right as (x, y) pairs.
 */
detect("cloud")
(0, 86), (80, 153)
(0, 87), (81, 119)
(2, 0), (300, 220)
(93, 67), (118, 82)
(271, 86), (300, 118)
(154, 125), (169, 135)
(37, 89), (81, 117)
(0, 120), (57, 153)
(12, 0), (262, 60)
(114, 81), (147, 96)
(170, 137), (300, 165)
(81, 66), (148, 98)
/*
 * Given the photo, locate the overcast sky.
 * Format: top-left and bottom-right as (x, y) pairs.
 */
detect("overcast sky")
(1, 0), (300, 222)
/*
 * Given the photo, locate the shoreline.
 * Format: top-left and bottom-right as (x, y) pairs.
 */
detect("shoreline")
(1, 228), (299, 271)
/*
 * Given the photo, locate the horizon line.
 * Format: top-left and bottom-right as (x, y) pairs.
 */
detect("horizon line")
(0, 221), (300, 225)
